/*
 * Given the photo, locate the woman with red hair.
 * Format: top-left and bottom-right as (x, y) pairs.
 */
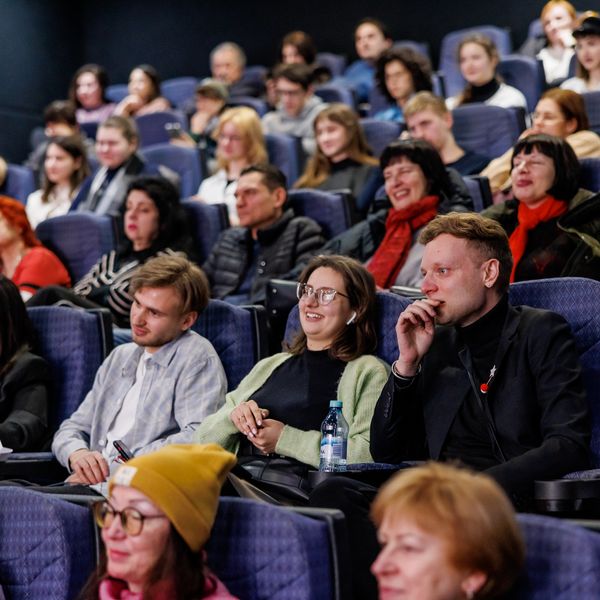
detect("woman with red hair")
(0, 196), (70, 301)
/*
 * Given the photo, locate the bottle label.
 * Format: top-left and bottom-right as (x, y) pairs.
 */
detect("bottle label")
(319, 434), (347, 472)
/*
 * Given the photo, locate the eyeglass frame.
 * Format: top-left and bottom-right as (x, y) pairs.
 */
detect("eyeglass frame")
(94, 500), (167, 536)
(296, 282), (350, 306)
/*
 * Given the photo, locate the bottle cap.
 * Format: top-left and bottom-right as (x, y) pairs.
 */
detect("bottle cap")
(329, 400), (343, 408)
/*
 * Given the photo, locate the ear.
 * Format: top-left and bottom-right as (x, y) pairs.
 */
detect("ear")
(272, 187), (287, 209)
(482, 258), (500, 289)
(444, 111), (454, 129)
(564, 117), (578, 136)
(461, 570), (488, 599)
(180, 310), (198, 332)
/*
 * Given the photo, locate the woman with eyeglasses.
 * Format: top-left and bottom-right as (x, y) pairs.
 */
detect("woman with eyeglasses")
(483, 133), (600, 282)
(80, 443), (238, 599)
(193, 107), (268, 225)
(481, 89), (600, 195)
(197, 254), (389, 498)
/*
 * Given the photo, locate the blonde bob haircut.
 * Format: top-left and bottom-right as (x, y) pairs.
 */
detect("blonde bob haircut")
(295, 103), (378, 189)
(213, 106), (267, 171)
(372, 462), (525, 600)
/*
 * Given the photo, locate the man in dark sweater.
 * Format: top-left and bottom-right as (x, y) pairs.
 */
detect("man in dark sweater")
(404, 92), (490, 175)
(202, 164), (324, 304)
(310, 212), (590, 600)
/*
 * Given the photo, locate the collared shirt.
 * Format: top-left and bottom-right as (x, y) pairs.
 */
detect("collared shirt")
(52, 329), (227, 468)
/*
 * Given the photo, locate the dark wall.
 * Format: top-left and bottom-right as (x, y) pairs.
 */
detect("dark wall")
(1, 0), (592, 162)
(0, 0), (81, 162)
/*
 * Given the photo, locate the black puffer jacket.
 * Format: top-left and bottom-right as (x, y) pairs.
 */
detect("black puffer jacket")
(202, 209), (325, 303)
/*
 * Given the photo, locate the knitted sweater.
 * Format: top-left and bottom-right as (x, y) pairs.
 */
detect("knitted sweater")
(196, 352), (390, 468)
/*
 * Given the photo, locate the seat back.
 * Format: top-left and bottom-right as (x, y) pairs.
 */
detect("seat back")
(509, 278), (600, 465)
(395, 40), (431, 60)
(35, 212), (115, 282)
(226, 96), (268, 117)
(316, 52), (347, 77)
(497, 54), (544, 113)
(265, 133), (304, 185)
(162, 76), (198, 109)
(439, 26), (512, 97)
(583, 91), (600, 135)
(288, 188), (352, 239)
(360, 119), (402, 157)
(181, 200), (229, 263)
(463, 174), (492, 211)
(314, 84), (356, 110)
(3, 164), (36, 204)
(285, 291), (412, 365)
(452, 104), (521, 157)
(0, 488), (97, 600)
(206, 497), (334, 600)
(28, 306), (112, 431)
(513, 513), (600, 599)
(105, 83), (128, 103)
(141, 143), (204, 197)
(192, 300), (267, 391)
(134, 110), (187, 147)
(580, 157), (600, 193)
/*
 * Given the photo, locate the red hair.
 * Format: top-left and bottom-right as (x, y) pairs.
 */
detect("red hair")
(0, 196), (41, 248)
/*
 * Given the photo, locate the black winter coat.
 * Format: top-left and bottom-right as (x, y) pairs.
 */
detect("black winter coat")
(202, 209), (325, 303)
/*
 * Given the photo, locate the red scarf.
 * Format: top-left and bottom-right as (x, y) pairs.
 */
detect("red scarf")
(368, 195), (439, 288)
(508, 196), (567, 282)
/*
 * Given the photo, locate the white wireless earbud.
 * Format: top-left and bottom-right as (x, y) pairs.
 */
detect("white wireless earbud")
(346, 311), (357, 325)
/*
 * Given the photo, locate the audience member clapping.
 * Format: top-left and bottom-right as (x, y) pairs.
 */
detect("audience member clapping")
(483, 133), (600, 282)
(26, 135), (90, 228)
(0, 197), (70, 301)
(446, 34), (527, 111)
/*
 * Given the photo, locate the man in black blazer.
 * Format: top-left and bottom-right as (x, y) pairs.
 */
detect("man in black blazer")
(371, 211), (590, 498)
(310, 212), (590, 600)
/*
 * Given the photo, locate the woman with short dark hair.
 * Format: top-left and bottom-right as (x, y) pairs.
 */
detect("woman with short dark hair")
(0, 276), (51, 451)
(483, 133), (600, 281)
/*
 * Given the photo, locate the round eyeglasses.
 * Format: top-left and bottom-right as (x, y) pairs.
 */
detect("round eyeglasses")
(94, 501), (167, 536)
(296, 282), (349, 306)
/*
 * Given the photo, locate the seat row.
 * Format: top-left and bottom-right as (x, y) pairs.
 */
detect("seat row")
(1, 485), (600, 600)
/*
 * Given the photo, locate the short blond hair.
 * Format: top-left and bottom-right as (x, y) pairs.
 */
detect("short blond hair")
(130, 255), (209, 315)
(213, 107), (267, 171)
(404, 91), (448, 120)
(372, 463), (524, 600)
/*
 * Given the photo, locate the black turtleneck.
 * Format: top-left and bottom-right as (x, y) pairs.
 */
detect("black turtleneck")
(441, 295), (509, 470)
(465, 78), (501, 104)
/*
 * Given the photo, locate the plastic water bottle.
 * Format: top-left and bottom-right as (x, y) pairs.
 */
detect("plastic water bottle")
(319, 400), (348, 472)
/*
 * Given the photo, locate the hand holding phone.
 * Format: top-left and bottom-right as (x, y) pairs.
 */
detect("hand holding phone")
(113, 439), (133, 462)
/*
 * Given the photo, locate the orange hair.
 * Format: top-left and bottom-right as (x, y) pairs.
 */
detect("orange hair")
(0, 196), (41, 248)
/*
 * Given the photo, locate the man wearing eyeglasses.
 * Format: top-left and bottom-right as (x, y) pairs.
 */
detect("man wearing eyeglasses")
(202, 164), (324, 305)
(262, 63), (328, 155)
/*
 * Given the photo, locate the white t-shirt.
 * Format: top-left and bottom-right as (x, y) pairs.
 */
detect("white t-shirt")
(446, 83), (527, 111)
(26, 184), (77, 229)
(196, 168), (239, 225)
(561, 77), (600, 93)
(538, 46), (575, 83)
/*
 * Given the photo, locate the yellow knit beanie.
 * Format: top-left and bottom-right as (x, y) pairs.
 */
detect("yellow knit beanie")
(108, 443), (236, 552)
